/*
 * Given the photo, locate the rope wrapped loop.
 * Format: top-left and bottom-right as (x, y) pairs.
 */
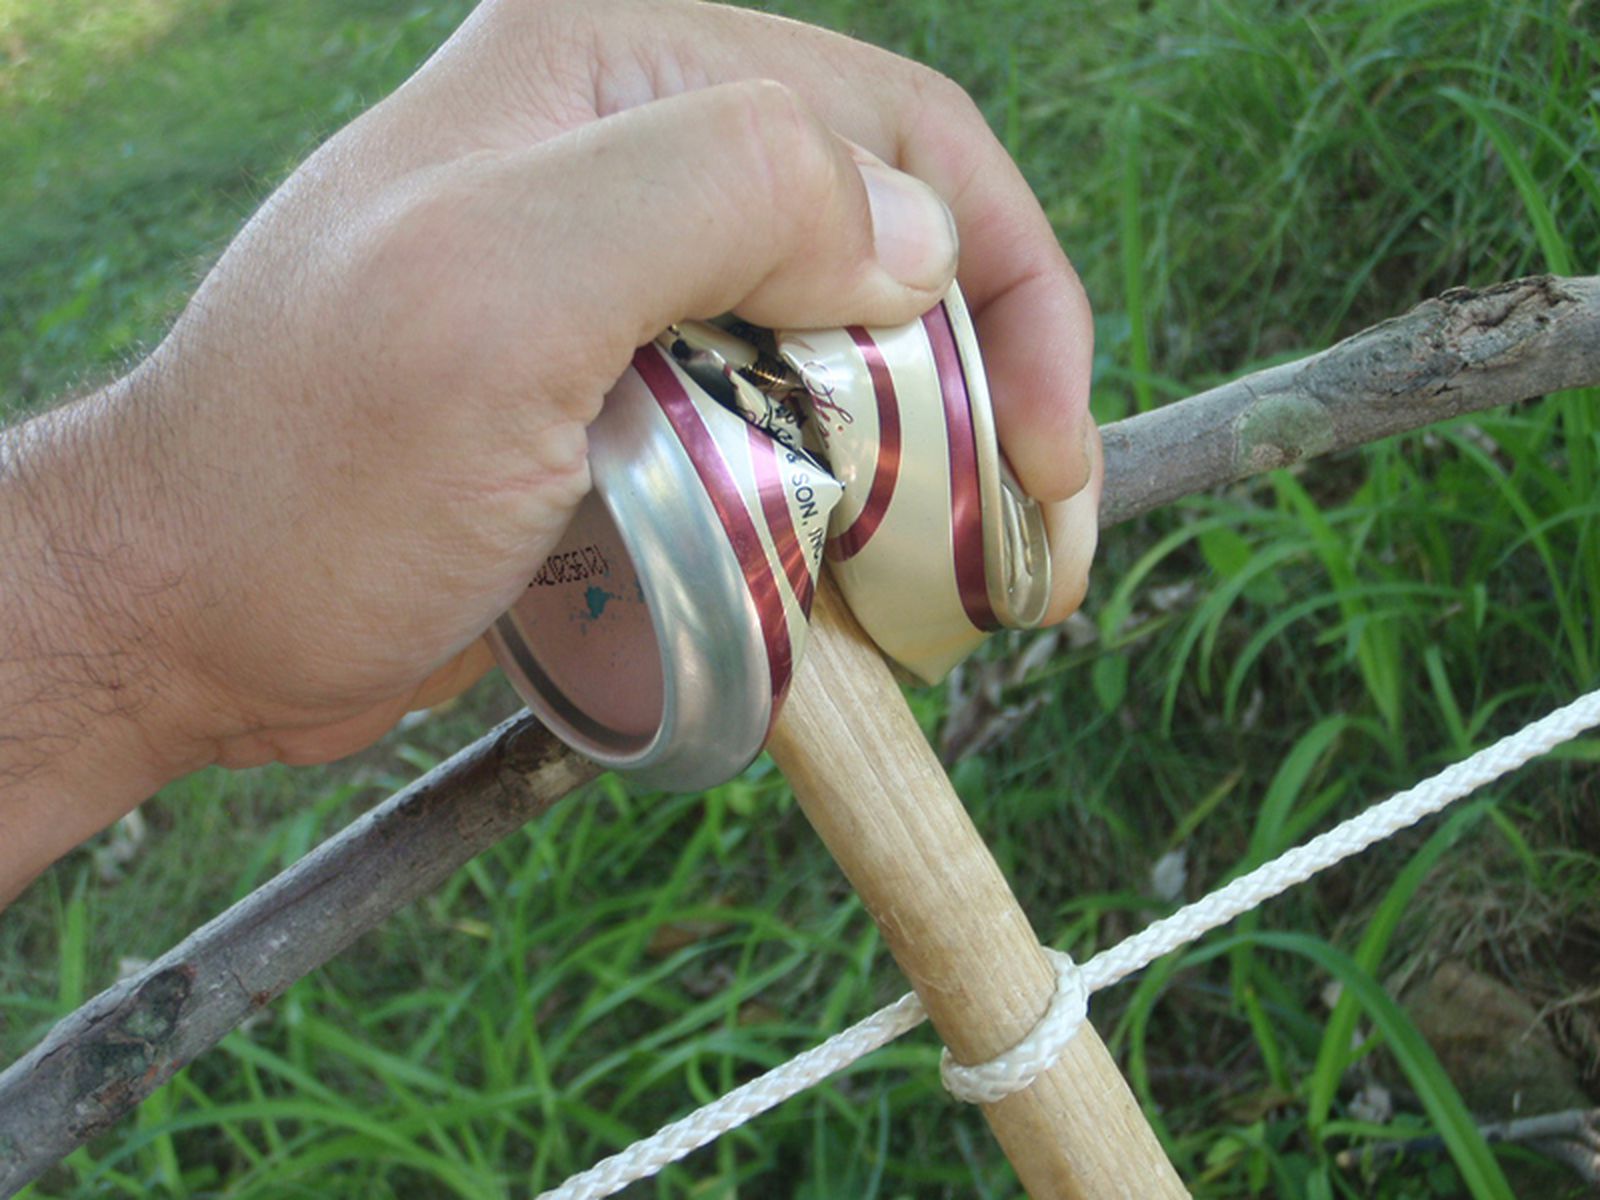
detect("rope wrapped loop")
(940, 948), (1088, 1104)
(538, 689), (1600, 1200)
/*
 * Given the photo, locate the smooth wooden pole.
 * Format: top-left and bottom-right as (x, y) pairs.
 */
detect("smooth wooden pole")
(768, 577), (1188, 1200)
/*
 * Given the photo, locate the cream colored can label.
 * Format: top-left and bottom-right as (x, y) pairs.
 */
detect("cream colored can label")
(491, 282), (1053, 789)
(631, 345), (842, 711)
(775, 286), (1051, 681)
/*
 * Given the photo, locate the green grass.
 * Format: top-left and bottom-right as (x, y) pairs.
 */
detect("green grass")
(4, 0), (1600, 1196)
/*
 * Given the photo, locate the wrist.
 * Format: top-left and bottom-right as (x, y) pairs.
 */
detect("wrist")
(0, 375), (219, 893)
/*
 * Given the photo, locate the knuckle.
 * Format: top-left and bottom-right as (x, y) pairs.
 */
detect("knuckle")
(712, 79), (834, 238)
(908, 63), (984, 125)
(721, 75), (810, 134)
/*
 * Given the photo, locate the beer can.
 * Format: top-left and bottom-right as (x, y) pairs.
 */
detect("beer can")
(776, 283), (1052, 682)
(490, 284), (1051, 791)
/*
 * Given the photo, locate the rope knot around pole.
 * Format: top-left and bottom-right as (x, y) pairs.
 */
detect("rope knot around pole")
(940, 948), (1088, 1104)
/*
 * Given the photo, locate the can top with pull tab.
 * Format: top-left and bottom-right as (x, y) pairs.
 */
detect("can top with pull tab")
(489, 283), (1053, 791)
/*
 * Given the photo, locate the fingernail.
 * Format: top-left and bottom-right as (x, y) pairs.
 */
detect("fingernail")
(1076, 419), (1095, 494)
(857, 160), (958, 290)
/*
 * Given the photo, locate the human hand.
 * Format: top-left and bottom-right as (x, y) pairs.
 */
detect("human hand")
(6, 0), (1097, 813)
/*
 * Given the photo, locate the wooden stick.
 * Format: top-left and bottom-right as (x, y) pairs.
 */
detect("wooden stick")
(1333, 1106), (1600, 1173)
(4, 273), (1599, 1191)
(768, 577), (1186, 1199)
(1101, 274), (1600, 527)
(0, 715), (597, 1197)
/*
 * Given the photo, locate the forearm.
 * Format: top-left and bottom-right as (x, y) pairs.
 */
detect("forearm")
(0, 377), (212, 904)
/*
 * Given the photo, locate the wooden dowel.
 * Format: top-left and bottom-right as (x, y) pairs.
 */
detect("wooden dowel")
(768, 577), (1188, 1200)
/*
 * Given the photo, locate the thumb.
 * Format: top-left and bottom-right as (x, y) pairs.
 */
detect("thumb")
(471, 80), (959, 368)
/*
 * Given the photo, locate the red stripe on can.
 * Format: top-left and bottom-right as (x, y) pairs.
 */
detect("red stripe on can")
(827, 326), (902, 562)
(633, 346), (796, 714)
(922, 303), (1000, 632)
(746, 424), (816, 617)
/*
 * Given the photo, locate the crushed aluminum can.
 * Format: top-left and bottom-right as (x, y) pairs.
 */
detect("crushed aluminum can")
(489, 341), (841, 792)
(490, 283), (1053, 790)
(777, 283), (1051, 682)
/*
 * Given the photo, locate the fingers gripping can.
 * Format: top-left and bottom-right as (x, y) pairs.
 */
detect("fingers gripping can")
(490, 284), (1052, 791)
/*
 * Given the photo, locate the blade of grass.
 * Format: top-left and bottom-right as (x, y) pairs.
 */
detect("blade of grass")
(1441, 87), (1574, 275)
(1117, 100), (1154, 414)
(1306, 799), (1496, 1128)
(1198, 931), (1513, 1200)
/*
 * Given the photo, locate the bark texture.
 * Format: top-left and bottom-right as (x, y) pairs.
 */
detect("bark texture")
(3, 273), (1599, 1195)
(1100, 275), (1600, 526)
(0, 716), (596, 1196)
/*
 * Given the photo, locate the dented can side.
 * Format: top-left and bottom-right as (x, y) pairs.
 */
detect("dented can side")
(490, 345), (839, 791)
(491, 282), (1054, 790)
(776, 285), (1051, 683)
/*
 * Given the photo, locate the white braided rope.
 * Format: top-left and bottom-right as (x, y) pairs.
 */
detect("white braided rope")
(537, 686), (1600, 1200)
(536, 991), (926, 1200)
(1078, 686), (1600, 993)
(940, 947), (1086, 1103)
